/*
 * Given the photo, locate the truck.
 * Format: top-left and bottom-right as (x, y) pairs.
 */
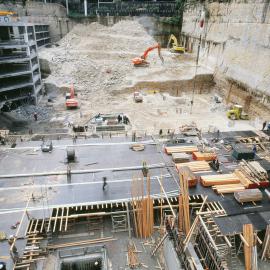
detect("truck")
(134, 91), (143, 103)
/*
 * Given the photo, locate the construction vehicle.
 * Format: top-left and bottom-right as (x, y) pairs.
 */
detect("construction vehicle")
(134, 91), (143, 102)
(226, 105), (249, 120)
(167, 34), (185, 53)
(0, 11), (16, 16)
(65, 84), (79, 109)
(132, 44), (164, 67)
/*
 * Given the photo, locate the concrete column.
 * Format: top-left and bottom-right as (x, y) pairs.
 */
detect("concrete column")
(66, 0), (69, 16)
(84, 0), (88, 17)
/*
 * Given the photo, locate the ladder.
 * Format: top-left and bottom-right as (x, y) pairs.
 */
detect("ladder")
(151, 232), (168, 256)
(229, 235), (240, 269)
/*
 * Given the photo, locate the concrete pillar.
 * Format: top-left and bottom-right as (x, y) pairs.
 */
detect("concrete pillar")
(66, 0), (69, 16)
(84, 0), (88, 17)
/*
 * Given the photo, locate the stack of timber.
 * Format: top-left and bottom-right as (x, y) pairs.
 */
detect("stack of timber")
(176, 160), (210, 173)
(172, 153), (190, 163)
(165, 145), (198, 155)
(261, 225), (270, 260)
(213, 183), (245, 194)
(238, 160), (269, 188)
(243, 224), (257, 270)
(178, 168), (190, 235)
(183, 167), (197, 187)
(234, 189), (263, 203)
(234, 169), (253, 188)
(192, 151), (217, 161)
(131, 176), (154, 238)
(201, 173), (240, 187)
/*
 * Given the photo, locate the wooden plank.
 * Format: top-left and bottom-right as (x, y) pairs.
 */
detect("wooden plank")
(192, 151), (217, 161)
(64, 207), (69, 232)
(59, 207), (65, 232)
(234, 189), (263, 203)
(201, 173), (240, 187)
(176, 160), (210, 172)
(53, 208), (59, 233)
(165, 145), (198, 155)
(40, 219), (45, 233)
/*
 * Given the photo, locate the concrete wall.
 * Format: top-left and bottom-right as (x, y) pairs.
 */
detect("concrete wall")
(181, 0), (270, 114)
(0, 2), (76, 42)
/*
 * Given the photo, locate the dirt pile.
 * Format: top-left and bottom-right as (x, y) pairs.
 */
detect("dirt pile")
(39, 20), (155, 98)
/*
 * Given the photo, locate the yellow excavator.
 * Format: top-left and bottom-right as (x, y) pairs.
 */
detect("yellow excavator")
(0, 11), (16, 16)
(167, 34), (185, 53)
(227, 105), (249, 120)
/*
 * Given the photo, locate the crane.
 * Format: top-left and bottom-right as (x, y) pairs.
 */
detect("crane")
(167, 34), (185, 53)
(65, 84), (79, 109)
(132, 43), (164, 67)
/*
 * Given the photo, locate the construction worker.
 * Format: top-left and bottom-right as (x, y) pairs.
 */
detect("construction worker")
(253, 143), (257, 154)
(102, 177), (108, 191)
(117, 114), (122, 124)
(34, 112), (37, 121)
(262, 121), (267, 130)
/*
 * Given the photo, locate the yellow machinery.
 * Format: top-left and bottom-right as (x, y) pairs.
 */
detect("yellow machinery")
(167, 34), (185, 53)
(0, 11), (16, 16)
(226, 105), (249, 120)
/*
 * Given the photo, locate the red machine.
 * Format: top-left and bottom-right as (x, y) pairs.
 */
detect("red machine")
(65, 84), (78, 109)
(132, 43), (164, 67)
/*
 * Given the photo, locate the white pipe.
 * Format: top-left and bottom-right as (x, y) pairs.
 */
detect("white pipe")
(84, 0), (88, 17)
(0, 163), (166, 179)
(66, 0), (69, 15)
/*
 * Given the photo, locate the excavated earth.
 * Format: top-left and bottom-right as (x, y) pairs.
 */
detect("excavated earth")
(36, 20), (260, 133)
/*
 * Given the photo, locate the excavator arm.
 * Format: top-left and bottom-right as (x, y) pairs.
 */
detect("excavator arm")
(167, 34), (178, 48)
(132, 43), (164, 67)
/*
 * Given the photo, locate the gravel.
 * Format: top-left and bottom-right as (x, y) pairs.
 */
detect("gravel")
(12, 105), (52, 121)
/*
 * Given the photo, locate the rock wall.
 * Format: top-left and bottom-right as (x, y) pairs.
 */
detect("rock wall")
(0, 2), (75, 42)
(181, 0), (270, 115)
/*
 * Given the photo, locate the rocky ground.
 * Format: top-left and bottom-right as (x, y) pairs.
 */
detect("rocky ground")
(2, 19), (264, 134)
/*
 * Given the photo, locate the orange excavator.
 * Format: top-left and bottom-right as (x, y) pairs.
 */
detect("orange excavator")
(132, 43), (164, 67)
(65, 84), (79, 109)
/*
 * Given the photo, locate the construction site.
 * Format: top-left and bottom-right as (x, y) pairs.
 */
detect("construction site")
(0, 1), (270, 270)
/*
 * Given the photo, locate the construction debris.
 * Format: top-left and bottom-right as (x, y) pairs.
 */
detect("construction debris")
(130, 144), (145, 151)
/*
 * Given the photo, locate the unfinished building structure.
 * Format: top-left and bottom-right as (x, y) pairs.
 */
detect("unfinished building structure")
(0, 22), (50, 107)
(0, 128), (269, 270)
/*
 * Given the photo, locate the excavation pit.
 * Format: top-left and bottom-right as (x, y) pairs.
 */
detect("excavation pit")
(59, 246), (107, 270)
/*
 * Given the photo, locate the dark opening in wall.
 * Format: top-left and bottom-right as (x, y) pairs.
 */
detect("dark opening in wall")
(61, 257), (102, 270)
